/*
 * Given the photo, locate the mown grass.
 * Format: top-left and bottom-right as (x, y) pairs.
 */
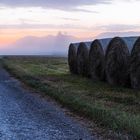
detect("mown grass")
(2, 56), (140, 139)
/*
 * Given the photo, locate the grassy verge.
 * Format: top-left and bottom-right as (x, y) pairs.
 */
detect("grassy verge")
(2, 56), (140, 139)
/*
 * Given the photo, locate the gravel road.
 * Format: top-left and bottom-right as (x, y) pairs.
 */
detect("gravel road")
(0, 68), (95, 140)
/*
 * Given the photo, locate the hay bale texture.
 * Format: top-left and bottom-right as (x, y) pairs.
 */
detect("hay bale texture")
(68, 43), (78, 74)
(89, 40), (104, 81)
(105, 37), (130, 86)
(77, 42), (91, 76)
(89, 38), (111, 81)
(130, 37), (140, 89)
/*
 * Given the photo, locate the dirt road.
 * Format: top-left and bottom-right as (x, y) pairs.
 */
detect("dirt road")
(0, 68), (95, 140)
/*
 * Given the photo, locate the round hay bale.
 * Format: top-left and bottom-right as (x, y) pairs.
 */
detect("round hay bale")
(77, 42), (91, 76)
(130, 37), (140, 89)
(89, 40), (105, 81)
(68, 43), (78, 74)
(105, 37), (130, 86)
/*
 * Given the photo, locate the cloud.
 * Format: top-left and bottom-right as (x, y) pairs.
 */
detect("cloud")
(0, 0), (111, 11)
(61, 17), (80, 21)
(0, 23), (86, 29)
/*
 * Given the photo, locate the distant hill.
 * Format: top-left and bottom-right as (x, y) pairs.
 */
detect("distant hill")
(122, 36), (138, 51)
(96, 31), (140, 39)
(0, 32), (78, 56)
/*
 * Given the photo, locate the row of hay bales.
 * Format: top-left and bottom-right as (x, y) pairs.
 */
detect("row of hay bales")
(68, 36), (140, 89)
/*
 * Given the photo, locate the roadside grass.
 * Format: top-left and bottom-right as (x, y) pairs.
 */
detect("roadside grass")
(2, 56), (140, 139)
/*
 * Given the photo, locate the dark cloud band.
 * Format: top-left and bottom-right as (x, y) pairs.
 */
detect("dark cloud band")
(0, 0), (111, 10)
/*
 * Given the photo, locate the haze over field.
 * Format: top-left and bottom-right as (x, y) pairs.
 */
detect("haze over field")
(0, 0), (140, 55)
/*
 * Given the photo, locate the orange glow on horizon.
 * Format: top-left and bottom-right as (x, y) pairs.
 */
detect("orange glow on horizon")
(0, 28), (100, 46)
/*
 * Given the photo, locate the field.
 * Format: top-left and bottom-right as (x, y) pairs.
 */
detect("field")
(2, 56), (140, 139)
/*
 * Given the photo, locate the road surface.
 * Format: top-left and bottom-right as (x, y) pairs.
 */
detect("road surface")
(0, 68), (95, 140)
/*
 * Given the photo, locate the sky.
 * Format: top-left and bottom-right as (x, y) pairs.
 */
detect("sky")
(0, 0), (140, 55)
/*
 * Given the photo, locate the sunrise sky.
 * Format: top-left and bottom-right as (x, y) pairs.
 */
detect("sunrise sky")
(0, 0), (140, 54)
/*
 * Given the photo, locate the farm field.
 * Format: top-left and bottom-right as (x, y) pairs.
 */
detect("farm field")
(2, 56), (140, 139)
